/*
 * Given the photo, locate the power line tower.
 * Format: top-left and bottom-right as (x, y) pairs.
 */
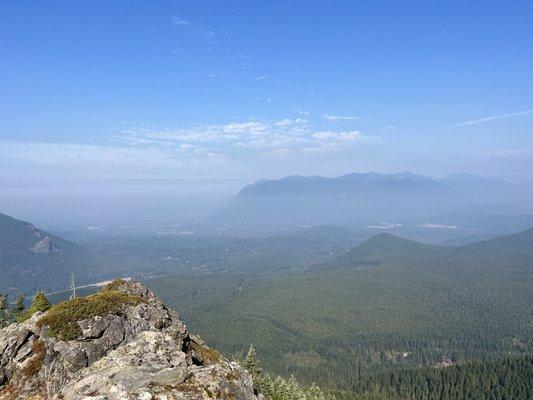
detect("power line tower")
(69, 273), (76, 300)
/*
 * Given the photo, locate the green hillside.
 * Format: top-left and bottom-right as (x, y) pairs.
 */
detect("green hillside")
(338, 355), (532, 400)
(145, 229), (533, 392)
(81, 225), (364, 279)
(0, 210), (364, 297)
(0, 213), (90, 297)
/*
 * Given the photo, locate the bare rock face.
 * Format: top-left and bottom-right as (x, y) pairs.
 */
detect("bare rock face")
(0, 281), (257, 400)
(30, 236), (62, 255)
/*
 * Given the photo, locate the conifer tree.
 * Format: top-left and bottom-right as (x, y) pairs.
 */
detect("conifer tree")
(10, 293), (25, 322)
(242, 345), (336, 400)
(22, 292), (52, 321)
(0, 293), (7, 328)
(244, 345), (263, 392)
(306, 383), (331, 400)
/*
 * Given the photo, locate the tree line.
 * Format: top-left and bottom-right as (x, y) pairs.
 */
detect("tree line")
(0, 291), (51, 327)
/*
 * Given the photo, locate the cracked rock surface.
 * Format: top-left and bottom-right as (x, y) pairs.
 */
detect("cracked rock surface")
(0, 281), (256, 400)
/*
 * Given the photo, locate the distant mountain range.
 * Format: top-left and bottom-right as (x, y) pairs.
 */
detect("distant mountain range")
(208, 171), (527, 233)
(239, 171), (452, 197)
(0, 212), (90, 297)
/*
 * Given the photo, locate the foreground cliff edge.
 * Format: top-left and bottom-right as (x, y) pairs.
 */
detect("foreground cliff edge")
(0, 280), (257, 400)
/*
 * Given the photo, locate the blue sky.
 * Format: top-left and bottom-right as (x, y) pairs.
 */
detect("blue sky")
(1, 0), (532, 185)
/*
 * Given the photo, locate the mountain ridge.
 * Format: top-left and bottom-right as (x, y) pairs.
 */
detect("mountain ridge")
(319, 227), (533, 271)
(238, 171), (451, 197)
(209, 171), (526, 233)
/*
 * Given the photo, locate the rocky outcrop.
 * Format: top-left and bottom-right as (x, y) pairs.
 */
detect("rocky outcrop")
(30, 236), (62, 255)
(0, 281), (257, 400)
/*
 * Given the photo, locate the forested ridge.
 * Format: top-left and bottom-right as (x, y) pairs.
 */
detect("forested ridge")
(146, 229), (533, 397)
(337, 356), (532, 400)
(0, 213), (90, 296)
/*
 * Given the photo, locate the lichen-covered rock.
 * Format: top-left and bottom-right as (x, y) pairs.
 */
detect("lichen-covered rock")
(0, 281), (257, 400)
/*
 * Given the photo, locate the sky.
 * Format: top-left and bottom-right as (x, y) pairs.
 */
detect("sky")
(0, 1), (532, 225)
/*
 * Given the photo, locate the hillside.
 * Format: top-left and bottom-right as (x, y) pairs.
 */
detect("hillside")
(145, 229), (533, 392)
(319, 233), (447, 269)
(80, 225), (365, 279)
(340, 355), (532, 400)
(0, 213), (90, 297)
(0, 211), (366, 297)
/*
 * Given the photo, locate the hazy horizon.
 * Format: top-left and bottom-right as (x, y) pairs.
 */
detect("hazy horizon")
(1, 169), (532, 232)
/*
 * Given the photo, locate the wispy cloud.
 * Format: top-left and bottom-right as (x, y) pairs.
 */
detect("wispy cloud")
(0, 142), (172, 165)
(0, 141), (226, 167)
(322, 114), (360, 121)
(171, 15), (216, 40)
(444, 109), (533, 130)
(294, 109), (310, 116)
(255, 75), (267, 80)
(171, 16), (192, 27)
(118, 118), (378, 157)
(0, 118), (379, 170)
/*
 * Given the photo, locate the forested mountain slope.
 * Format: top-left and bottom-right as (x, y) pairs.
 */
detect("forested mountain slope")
(0, 210), (364, 296)
(339, 355), (532, 400)
(146, 229), (533, 392)
(0, 213), (90, 296)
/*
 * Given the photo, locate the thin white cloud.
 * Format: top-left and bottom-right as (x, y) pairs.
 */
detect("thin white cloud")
(294, 109), (310, 116)
(312, 131), (363, 142)
(171, 16), (192, 27)
(0, 141), (226, 167)
(171, 15), (216, 40)
(322, 114), (359, 121)
(444, 109), (533, 130)
(118, 118), (378, 157)
(0, 118), (380, 169)
(255, 75), (267, 80)
(0, 142), (172, 165)
(252, 97), (273, 103)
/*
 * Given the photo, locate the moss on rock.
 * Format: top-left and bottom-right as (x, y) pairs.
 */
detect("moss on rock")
(191, 340), (221, 365)
(37, 290), (144, 341)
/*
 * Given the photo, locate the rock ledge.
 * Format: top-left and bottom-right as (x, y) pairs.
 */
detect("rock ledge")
(0, 280), (256, 400)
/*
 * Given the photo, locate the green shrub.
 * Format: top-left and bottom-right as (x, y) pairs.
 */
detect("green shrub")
(37, 290), (144, 340)
(102, 279), (129, 292)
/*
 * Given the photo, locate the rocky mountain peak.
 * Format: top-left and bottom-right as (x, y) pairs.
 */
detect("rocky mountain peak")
(0, 280), (256, 400)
